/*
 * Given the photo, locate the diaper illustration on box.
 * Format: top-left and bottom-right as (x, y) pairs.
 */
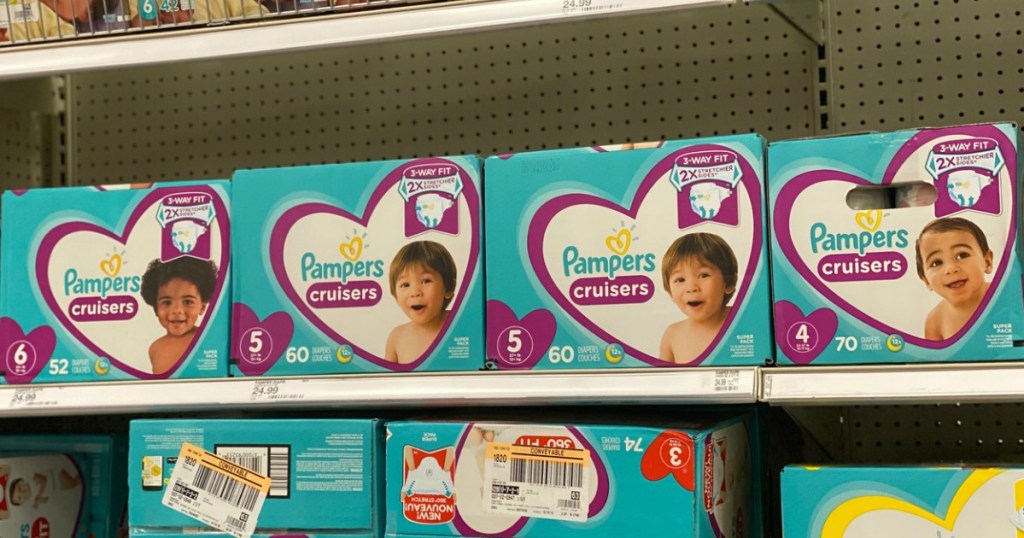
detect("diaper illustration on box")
(387, 417), (758, 537)
(0, 454), (85, 536)
(231, 156), (483, 375)
(782, 466), (1024, 538)
(0, 182), (230, 383)
(769, 123), (1022, 365)
(485, 135), (770, 369)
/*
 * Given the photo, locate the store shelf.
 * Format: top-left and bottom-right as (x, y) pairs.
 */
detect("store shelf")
(0, 0), (729, 81)
(0, 367), (757, 416)
(762, 362), (1024, 405)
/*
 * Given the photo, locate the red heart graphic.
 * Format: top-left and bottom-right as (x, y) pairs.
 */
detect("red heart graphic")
(640, 430), (696, 491)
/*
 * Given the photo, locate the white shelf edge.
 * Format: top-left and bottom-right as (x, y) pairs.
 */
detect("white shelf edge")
(0, 0), (731, 81)
(761, 362), (1024, 405)
(0, 367), (757, 416)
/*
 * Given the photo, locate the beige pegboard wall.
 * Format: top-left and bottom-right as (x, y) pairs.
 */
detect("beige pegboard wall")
(827, 0), (1024, 133)
(0, 108), (47, 187)
(785, 403), (1024, 464)
(67, 1), (817, 185)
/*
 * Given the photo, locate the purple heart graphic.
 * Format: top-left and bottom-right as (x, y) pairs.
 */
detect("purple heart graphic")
(486, 300), (556, 369)
(451, 424), (610, 536)
(269, 158), (480, 372)
(772, 125), (1017, 349)
(526, 144), (763, 366)
(35, 186), (230, 379)
(773, 301), (838, 365)
(1, 317), (57, 384)
(232, 303), (295, 376)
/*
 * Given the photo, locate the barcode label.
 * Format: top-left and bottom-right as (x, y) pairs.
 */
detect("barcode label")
(557, 499), (580, 510)
(225, 515), (247, 531)
(216, 445), (291, 498)
(192, 465), (260, 511)
(0, 1), (39, 24)
(509, 458), (584, 488)
(163, 443), (270, 538)
(483, 440), (590, 523)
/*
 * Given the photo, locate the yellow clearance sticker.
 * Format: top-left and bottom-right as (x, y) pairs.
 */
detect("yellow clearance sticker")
(178, 442), (272, 495)
(485, 442), (591, 467)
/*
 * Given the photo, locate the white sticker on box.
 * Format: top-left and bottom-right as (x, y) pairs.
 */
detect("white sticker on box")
(482, 442), (590, 522)
(0, 0), (40, 25)
(162, 442), (271, 538)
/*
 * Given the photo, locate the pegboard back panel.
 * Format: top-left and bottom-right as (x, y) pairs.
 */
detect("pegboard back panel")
(827, 0), (1024, 133)
(68, 1), (816, 184)
(0, 108), (51, 189)
(786, 403), (1024, 464)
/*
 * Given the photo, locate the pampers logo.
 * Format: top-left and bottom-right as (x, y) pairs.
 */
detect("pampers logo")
(562, 223), (657, 305)
(810, 210), (910, 282)
(300, 231), (385, 308)
(63, 250), (142, 321)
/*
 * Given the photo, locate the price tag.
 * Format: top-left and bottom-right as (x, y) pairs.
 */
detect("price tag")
(7, 386), (58, 409)
(163, 443), (270, 538)
(560, 0), (624, 15)
(248, 379), (304, 402)
(713, 370), (741, 393)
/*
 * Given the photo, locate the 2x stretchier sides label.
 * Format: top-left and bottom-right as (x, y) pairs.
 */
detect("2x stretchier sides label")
(0, 181), (231, 384)
(483, 135), (771, 369)
(768, 122), (1024, 365)
(230, 156), (483, 376)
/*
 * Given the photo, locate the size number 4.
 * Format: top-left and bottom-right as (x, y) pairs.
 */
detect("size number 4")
(834, 336), (858, 352)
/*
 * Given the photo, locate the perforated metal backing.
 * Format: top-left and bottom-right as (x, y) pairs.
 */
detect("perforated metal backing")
(66, 1), (816, 184)
(783, 404), (1024, 464)
(827, 0), (1024, 133)
(0, 108), (47, 187)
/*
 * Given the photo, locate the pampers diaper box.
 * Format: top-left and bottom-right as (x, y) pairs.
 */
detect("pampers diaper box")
(484, 135), (771, 368)
(769, 122), (1023, 365)
(231, 156), (483, 376)
(386, 415), (759, 537)
(0, 181), (231, 384)
(781, 465), (1024, 537)
(0, 434), (128, 532)
(0, 435), (127, 538)
(129, 419), (383, 537)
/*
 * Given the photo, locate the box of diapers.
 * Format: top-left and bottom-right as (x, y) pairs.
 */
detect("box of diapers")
(768, 122), (1023, 365)
(782, 465), (1024, 538)
(0, 434), (127, 538)
(128, 419), (382, 538)
(230, 156), (483, 376)
(0, 181), (230, 384)
(484, 135), (771, 369)
(386, 415), (759, 537)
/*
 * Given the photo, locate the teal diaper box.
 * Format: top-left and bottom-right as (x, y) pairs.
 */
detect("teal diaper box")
(231, 156), (484, 376)
(386, 415), (759, 537)
(484, 136), (771, 369)
(782, 465), (1024, 537)
(129, 419), (382, 537)
(769, 123), (1023, 365)
(0, 434), (127, 538)
(0, 181), (231, 383)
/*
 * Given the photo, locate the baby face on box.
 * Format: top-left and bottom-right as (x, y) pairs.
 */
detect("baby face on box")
(234, 157), (480, 374)
(2, 184), (229, 383)
(771, 124), (1020, 363)
(490, 141), (765, 368)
